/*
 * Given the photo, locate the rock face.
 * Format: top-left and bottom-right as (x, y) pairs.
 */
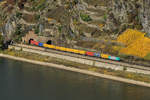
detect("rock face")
(107, 0), (150, 35)
(139, 0), (150, 35)
(0, 0), (150, 45)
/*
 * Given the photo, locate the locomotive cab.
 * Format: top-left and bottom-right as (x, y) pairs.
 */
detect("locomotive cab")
(29, 39), (34, 44)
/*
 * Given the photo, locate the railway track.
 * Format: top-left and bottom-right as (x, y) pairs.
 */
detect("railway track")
(13, 44), (150, 72)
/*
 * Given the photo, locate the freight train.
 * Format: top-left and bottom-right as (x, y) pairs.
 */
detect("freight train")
(30, 40), (121, 61)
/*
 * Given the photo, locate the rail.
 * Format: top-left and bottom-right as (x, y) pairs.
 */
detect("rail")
(12, 44), (150, 72)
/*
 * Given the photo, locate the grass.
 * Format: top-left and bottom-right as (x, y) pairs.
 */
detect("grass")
(1, 48), (150, 83)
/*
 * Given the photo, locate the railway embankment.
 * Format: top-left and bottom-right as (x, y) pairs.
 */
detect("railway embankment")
(0, 45), (150, 87)
(10, 44), (150, 75)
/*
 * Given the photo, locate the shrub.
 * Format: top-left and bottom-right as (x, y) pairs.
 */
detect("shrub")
(35, 14), (40, 21)
(36, 4), (45, 10)
(16, 12), (22, 19)
(80, 13), (92, 22)
(34, 25), (39, 34)
(103, 14), (107, 21)
(58, 26), (63, 33)
(15, 24), (22, 35)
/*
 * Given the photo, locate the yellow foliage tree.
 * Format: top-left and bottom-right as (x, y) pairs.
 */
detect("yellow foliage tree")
(120, 37), (150, 57)
(117, 29), (150, 58)
(117, 29), (145, 46)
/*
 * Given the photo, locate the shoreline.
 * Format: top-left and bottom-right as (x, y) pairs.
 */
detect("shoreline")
(0, 53), (150, 88)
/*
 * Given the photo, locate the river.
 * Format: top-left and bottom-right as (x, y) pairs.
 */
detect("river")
(0, 57), (150, 100)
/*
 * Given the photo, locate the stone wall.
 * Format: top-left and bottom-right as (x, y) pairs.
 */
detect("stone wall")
(9, 45), (150, 75)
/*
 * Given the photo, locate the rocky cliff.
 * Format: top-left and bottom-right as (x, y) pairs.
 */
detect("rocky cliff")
(0, 0), (150, 50)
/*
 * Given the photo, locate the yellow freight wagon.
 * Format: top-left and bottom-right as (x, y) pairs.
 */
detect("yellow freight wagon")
(65, 48), (74, 53)
(65, 48), (69, 52)
(78, 50), (86, 55)
(43, 44), (49, 48)
(59, 47), (66, 51)
(55, 46), (61, 50)
(48, 45), (55, 49)
(101, 54), (109, 59)
(69, 49), (75, 53)
(73, 49), (79, 54)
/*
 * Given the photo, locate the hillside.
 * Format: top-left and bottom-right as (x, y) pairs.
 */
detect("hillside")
(0, 0), (150, 60)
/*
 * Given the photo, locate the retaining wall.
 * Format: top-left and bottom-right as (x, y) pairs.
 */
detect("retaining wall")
(9, 45), (150, 75)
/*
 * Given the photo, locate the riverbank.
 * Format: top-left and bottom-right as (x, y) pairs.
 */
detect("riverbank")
(0, 49), (150, 88)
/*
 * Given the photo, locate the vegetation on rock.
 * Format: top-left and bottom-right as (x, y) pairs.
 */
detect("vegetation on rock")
(0, 35), (3, 49)
(0, 0), (150, 61)
(80, 13), (92, 22)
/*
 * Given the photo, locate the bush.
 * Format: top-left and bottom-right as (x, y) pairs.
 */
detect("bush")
(103, 14), (107, 21)
(58, 26), (62, 33)
(34, 25), (39, 34)
(36, 3), (45, 10)
(16, 12), (22, 19)
(80, 13), (92, 22)
(35, 14), (40, 21)
(15, 24), (22, 35)
(14, 24), (26, 42)
(33, 0), (46, 11)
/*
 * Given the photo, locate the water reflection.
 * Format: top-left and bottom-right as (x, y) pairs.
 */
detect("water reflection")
(0, 57), (150, 100)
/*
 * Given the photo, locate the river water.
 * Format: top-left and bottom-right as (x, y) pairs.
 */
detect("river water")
(0, 57), (150, 100)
